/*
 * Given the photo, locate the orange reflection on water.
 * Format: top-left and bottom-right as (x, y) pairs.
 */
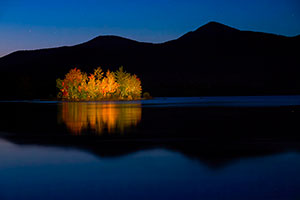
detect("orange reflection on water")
(58, 102), (142, 135)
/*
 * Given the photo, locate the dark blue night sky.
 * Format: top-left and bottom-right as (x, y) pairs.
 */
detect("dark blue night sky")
(0, 0), (299, 57)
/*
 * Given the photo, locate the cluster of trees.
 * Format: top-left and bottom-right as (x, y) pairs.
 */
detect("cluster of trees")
(56, 67), (142, 100)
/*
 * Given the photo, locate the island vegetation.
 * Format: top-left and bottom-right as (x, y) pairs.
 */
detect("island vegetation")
(56, 67), (142, 100)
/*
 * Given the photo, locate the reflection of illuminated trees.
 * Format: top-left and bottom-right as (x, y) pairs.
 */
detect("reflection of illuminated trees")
(56, 67), (142, 100)
(58, 102), (142, 135)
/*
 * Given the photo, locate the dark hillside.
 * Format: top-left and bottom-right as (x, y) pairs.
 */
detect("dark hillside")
(0, 21), (299, 99)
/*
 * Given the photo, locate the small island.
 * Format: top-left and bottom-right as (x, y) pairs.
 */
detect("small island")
(56, 67), (142, 101)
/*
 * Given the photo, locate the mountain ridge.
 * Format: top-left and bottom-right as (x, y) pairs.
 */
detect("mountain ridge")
(0, 21), (299, 99)
(2, 21), (297, 59)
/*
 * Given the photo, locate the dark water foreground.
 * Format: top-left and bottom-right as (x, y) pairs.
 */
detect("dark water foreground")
(0, 96), (300, 200)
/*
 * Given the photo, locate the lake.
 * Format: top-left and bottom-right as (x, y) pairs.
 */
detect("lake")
(0, 96), (299, 200)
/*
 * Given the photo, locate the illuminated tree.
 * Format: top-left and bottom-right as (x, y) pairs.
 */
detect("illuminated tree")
(127, 74), (142, 99)
(101, 70), (119, 98)
(115, 66), (131, 98)
(56, 68), (86, 100)
(85, 74), (97, 99)
(56, 78), (64, 98)
(56, 67), (142, 100)
(93, 67), (104, 99)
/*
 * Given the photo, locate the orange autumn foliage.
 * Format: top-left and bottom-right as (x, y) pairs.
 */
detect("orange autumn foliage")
(56, 67), (142, 100)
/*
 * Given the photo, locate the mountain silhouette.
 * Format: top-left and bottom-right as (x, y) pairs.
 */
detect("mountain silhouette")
(0, 21), (299, 99)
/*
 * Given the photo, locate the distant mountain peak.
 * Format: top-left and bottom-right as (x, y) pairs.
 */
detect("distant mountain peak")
(76, 35), (141, 48)
(175, 21), (239, 42)
(195, 21), (239, 33)
(89, 35), (133, 41)
(86, 35), (139, 44)
(202, 21), (225, 27)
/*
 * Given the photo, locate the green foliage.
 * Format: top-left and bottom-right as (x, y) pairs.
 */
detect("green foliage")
(115, 66), (131, 98)
(143, 92), (151, 99)
(56, 78), (63, 90)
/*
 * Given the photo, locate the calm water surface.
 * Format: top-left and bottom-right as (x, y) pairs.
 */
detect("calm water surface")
(0, 96), (299, 200)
